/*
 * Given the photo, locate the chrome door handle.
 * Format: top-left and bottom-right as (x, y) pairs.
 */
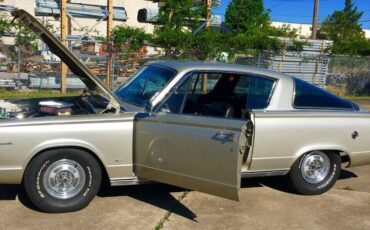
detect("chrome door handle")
(213, 132), (235, 143)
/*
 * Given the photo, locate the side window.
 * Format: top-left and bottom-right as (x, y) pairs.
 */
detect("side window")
(293, 78), (354, 110)
(158, 73), (224, 115)
(158, 73), (276, 118)
(188, 73), (223, 95)
(160, 78), (190, 113)
(245, 76), (275, 110)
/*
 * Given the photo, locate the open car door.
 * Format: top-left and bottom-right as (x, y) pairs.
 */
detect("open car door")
(133, 113), (248, 201)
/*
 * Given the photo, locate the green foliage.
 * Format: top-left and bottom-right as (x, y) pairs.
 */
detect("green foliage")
(153, 0), (204, 58)
(269, 24), (299, 38)
(146, 0), (301, 60)
(0, 14), (11, 36)
(0, 89), (78, 100)
(113, 25), (152, 53)
(223, 0), (299, 54)
(13, 20), (39, 51)
(318, 0), (366, 55)
(186, 28), (224, 60)
(225, 0), (270, 35)
(0, 14), (38, 52)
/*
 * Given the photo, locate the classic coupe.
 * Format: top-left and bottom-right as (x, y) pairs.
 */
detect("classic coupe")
(0, 10), (369, 213)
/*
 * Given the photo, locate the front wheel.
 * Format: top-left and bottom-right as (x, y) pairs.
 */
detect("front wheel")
(287, 151), (341, 195)
(24, 148), (102, 213)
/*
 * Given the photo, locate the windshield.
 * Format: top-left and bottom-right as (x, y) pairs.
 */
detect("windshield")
(116, 65), (176, 107)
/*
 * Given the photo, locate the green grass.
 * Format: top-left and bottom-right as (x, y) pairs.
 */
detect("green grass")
(0, 89), (79, 100)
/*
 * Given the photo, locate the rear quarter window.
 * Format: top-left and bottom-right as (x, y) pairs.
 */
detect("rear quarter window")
(293, 78), (354, 110)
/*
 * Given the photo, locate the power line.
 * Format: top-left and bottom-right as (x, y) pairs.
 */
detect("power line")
(268, 0), (327, 2)
(266, 0), (327, 10)
(271, 14), (325, 18)
(268, 2), (288, 9)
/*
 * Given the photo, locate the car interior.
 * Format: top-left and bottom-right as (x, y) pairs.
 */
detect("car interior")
(182, 74), (247, 119)
(160, 72), (275, 120)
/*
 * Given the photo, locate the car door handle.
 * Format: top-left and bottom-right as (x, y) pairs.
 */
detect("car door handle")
(213, 132), (235, 143)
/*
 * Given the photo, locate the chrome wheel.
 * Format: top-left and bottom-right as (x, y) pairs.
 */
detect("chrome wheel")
(300, 151), (330, 184)
(43, 159), (86, 200)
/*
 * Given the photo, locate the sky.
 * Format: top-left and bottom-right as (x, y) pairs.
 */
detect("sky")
(212, 0), (370, 29)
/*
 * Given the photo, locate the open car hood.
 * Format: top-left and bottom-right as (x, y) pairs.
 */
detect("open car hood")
(11, 9), (121, 112)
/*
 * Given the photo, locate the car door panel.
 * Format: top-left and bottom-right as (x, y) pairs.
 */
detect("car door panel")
(134, 113), (247, 201)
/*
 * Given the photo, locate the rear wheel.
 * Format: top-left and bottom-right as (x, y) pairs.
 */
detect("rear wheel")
(287, 151), (341, 195)
(24, 148), (101, 213)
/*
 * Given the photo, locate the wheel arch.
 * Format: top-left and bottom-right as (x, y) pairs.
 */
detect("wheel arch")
(293, 147), (351, 168)
(23, 145), (110, 185)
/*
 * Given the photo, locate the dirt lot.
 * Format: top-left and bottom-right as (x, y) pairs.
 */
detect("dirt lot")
(0, 165), (369, 230)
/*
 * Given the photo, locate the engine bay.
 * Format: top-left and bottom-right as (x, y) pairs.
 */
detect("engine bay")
(0, 95), (112, 120)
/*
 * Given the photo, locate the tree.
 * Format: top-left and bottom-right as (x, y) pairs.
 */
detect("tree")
(113, 26), (152, 54)
(150, 0), (300, 60)
(269, 24), (299, 38)
(0, 14), (11, 37)
(225, 0), (270, 35)
(223, 0), (298, 53)
(187, 28), (224, 60)
(318, 0), (366, 55)
(153, 0), (204, 58)
(13, 20), (39, 51)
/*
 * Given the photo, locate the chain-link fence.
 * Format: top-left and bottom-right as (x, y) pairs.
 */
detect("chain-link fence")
(326, 56), (370, 96)
(0, 38), (111, 92)
(0, 38), (171, 96)
(0, 37), (369, 98)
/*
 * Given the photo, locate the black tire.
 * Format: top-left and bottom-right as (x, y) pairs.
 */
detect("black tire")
(24, 148), (102, 213)
(287, 151), (341, 195)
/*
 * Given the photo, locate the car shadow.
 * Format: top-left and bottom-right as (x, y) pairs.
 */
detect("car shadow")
(338, 169), (358, 180)
(98, 183), (197, 221)
(0, 169), (358, 216)
(240, 169), (359, 195)
(0, 184), (39, 211)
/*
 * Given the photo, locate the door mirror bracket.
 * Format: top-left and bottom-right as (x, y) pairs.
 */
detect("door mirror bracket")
(144, 101), (154, 115)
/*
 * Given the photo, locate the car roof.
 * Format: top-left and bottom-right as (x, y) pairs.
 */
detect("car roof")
(147, 60), (292, 81)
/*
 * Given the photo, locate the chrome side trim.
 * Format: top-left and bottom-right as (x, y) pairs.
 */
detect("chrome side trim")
(110, 177), (150, 186)
(111, 170), (290, 187)
(241, 169), (290, 178)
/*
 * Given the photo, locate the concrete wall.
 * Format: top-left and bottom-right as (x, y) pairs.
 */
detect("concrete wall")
(271, 21), (312, 38)
(272, 21), (370, 39)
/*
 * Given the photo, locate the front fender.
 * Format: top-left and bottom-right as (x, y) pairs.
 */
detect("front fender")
(24, 138), (107, 169)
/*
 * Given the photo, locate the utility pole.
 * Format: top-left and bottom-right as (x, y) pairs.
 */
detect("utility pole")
(311, 0), (320, 39)
(206, 0), (212, 27)
(106, 0), (113, 89)
(202, 0), (212, 94)
(60, 0), (68, 94)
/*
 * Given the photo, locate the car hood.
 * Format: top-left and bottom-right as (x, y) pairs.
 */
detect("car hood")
(11, 9), (121, 112)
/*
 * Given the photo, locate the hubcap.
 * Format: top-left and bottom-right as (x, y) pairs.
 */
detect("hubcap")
(301, 151), (330, 184)
(43, 159), (86, 199)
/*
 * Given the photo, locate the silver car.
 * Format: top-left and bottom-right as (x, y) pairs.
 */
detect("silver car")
(0, 10), (369, 213)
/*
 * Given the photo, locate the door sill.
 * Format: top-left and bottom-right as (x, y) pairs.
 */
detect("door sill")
(241, 169), (289, 178)
(110, 177), (150, 186)
(111, 169), (290, 187)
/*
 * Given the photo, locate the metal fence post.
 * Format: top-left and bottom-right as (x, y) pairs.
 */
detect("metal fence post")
(60, 0), (68, 94)
(17, 46), (21, 85)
